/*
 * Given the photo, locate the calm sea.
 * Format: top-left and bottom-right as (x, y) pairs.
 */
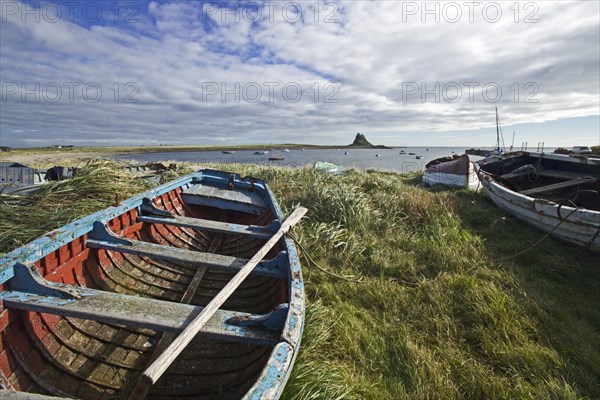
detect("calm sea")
(113, 147), (536, 173)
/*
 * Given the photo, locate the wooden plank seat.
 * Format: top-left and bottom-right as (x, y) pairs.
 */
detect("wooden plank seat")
(182, 184), (267, 214)
(86, 221), (286, 279)
(538, 169), (598, 181)
(519, 176), (597, 196)
(138, 198), (280, 239)
(2, 263), (285, 346)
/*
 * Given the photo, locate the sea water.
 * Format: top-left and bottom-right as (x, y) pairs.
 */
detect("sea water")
(113, 147), (508, 172)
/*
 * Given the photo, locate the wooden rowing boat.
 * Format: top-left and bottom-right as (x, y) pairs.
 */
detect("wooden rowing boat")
(423, 154), (480, 190)
(0, 169), (306, 399)
(475, 151), (600, 252)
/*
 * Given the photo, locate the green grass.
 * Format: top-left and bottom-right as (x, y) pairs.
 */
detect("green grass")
(1, 161), (598, 399)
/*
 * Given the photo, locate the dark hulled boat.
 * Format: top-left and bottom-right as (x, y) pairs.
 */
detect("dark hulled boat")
(0, 170), (305, 399)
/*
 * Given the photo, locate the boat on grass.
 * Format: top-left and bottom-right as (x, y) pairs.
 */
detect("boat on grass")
(0, 169), (306, 399)
(313, 161), (343, 174)
(475, 151), (600, 252)
(423, 154), (479, 190)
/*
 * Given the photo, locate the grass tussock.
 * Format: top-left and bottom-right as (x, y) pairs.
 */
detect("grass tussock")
(1, 161), (598, 399)
(0, 159), (193, 253)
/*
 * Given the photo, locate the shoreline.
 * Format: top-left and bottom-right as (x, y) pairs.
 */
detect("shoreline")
(0, 145), (436, 166)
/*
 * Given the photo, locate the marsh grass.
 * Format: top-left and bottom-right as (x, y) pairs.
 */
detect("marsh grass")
(1, 161), (597, 399)
(0, 159), (193, 253)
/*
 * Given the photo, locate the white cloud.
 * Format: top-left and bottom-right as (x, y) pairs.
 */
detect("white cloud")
(0, 0), (598, 147)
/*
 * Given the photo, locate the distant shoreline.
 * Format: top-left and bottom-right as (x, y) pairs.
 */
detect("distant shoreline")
(4, 144), (505, 155)
(1, 145), (459, 167)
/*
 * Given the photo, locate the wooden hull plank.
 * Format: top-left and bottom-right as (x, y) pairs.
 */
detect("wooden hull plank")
(2, 288), (281, 345)
(137, 214), (277, 239)
(183, 185), (267, 215)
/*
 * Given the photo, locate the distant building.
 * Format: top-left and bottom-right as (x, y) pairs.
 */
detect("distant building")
(0, 162), (45, 186)
(0, 146), (10, 152)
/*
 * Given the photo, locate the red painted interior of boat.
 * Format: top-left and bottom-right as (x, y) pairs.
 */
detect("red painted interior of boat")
(0, 186), (287, 399)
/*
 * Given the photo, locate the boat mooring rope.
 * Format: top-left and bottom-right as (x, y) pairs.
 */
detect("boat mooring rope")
(499, 208), (579, 261)
(287, 232), (363, 283)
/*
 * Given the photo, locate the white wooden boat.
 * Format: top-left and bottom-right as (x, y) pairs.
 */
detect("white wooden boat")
(475, 151), (600, 252)
(423, 154), (480, 190)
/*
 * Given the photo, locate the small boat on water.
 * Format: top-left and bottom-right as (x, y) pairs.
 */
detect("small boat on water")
(222, 151), (236, 155)
(281, 149), (290, 153)
(253, 151), (269, 155)
(268, 157), (284, 161)
(423, 154), (479, 190)
(415, 155), (423, 160)
(408, 152), (416, 155)
(475, 151), (600, 252)
(0, 170), (306, 399)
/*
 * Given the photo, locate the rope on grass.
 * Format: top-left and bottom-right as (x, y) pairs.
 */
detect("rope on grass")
(500, 204), (584, 261)
(286, 232), (363, 283)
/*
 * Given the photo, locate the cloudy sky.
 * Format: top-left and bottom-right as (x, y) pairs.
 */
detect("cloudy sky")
(1, 0), (599, 148)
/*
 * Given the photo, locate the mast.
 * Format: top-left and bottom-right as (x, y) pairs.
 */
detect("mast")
(495, 106), (500, 152)
(510, 131), (515, 151)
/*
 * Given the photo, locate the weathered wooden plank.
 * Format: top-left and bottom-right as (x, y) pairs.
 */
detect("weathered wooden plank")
(1, 288), (280, 345)
(86, 222), (285, 279)
(137, 214), (276, 239)
(182, 185), (267, 214)
(145, 190), (279, 246)
(519, 176), (596, 196)
(500, 169), (534, 180)
(539, 169), (597, 181)
(125, 222), (223, 400)
(128, 206), (307, 399)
